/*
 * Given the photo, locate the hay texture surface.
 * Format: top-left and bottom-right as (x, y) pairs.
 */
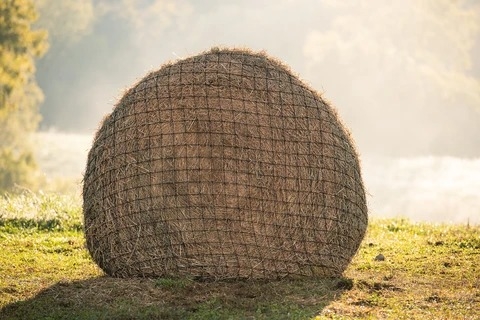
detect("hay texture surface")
(83, 48), (368, 279)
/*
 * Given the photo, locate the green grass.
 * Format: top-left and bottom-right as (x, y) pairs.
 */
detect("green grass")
(0, 192), (479, 319)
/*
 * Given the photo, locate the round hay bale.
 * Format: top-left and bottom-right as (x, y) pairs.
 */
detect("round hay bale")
(83, 47), (368, 279)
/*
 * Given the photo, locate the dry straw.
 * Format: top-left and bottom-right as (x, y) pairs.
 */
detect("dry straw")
(83, 47), (368, 279)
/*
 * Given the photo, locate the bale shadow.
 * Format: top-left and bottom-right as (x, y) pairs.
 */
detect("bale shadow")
(0, 276), (352, 319)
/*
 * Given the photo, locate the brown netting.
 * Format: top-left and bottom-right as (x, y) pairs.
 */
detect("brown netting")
(83, 47), (368, 279)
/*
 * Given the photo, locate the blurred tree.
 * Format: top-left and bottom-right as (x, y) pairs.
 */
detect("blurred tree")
(33, 0), (94, 46)
(304, 0), (480, 156)
(0, 0), (48, 192)
(34, 0), (191, 132)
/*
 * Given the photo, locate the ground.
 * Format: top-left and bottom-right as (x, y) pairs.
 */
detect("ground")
(0, 193), (479, 319)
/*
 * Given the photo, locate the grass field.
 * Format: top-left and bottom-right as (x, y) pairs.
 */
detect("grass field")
(0, 192), (479, 319)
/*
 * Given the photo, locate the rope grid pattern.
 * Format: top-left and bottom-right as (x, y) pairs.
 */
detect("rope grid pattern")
(83, 48), (368, 279)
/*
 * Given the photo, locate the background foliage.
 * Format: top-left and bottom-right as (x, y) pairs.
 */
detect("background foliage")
(0, 0), (47, 192)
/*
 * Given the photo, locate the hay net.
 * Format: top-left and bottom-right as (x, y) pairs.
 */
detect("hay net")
(83, 47), (368, 279)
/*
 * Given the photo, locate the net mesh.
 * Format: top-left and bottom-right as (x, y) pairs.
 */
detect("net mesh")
(83, 48), (368, 279)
